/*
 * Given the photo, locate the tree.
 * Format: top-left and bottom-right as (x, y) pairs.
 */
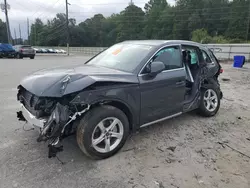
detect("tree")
(116, 4), (145, 42)
(26, 0), (250, 46)
(30, 18), (44, 46)
(226, 0), (249, 40)
(191, 28), (212, 43)
(144, 0), (168, 38)
(0, 19), (8, 43)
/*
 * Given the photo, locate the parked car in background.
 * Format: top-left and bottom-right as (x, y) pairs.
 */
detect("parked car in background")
(59, 49), (67, 54)
(0, 43), (17, 58)
(14, 45), (35, 59)
(40, 48), (48, 53)
(48, 49), (56, 53)
(33, 48), (42, 53)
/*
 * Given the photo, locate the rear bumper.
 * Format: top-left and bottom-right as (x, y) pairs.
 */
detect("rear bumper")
(20, 53), (35, 57)
(18, 104), (46, 128)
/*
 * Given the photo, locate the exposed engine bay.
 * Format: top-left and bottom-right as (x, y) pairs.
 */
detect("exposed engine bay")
(17, 86), (90, 158)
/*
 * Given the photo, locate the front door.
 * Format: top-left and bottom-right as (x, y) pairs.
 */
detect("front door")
(139, 45), (186, 125)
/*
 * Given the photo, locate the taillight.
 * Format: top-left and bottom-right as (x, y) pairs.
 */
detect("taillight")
(20, 48), (23, 52)
(220, 68), (223, 73)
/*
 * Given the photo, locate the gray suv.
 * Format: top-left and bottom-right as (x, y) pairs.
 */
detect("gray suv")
(16, 40), (223, 159)
(14, 45), (35, 59)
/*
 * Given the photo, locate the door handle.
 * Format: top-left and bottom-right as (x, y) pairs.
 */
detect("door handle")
(176, 81), (185, 85)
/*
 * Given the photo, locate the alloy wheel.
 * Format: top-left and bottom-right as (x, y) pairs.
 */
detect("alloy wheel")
(91, 117), (124, 153)
(204, 89), (218, 112)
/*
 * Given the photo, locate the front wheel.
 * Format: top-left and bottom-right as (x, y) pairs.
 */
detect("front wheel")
(76, 105), (129, 160)
(198, 85), (221, 117)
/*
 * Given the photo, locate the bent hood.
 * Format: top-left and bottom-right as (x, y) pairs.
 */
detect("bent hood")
(20, 65), (139, 97)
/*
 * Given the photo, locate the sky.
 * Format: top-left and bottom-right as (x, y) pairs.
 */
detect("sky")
(0, 0), (175, 39)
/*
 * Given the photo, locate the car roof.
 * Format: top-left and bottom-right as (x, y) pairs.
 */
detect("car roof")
(121, 40), (203, 47)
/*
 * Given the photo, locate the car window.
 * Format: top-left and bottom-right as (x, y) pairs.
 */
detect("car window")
(22, 45), (32, 49)
(201, 50), (212, 63)
(152, 46), (182, 71)
(182, 45), (200, 65)
(207, 49), (218, 63)
(86, 43), (153, 73)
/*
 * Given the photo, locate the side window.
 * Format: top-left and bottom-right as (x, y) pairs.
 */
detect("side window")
(201, 50), (212, 63)
(182, 46), (200, 65)
(152, 46), (182, 71)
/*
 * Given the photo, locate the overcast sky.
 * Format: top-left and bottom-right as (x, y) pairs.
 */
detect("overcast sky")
(1, 0), (175, 39)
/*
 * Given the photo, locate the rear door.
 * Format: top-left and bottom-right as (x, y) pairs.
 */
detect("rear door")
(139, 45), (186, 125)
(200, 48), (220, 77)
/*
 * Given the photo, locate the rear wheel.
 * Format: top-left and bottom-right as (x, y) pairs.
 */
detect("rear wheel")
(76, 105), (129, 159)
(198, 85), (220, 117)
(30, 56), (35, 59)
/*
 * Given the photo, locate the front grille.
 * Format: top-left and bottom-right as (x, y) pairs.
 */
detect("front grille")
(19, 88), (39, 108)
(18, 86), (56, 118)
(18, 86), (42, 117)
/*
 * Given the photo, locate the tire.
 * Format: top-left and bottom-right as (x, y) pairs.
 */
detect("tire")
(197, 84), (221, 117)
(30, 56), (35, 59)
(16, 54), (23, 59)
(76, 105), (129, 160)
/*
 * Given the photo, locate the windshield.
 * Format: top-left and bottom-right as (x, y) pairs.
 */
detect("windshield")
(86, 43), (153, 72)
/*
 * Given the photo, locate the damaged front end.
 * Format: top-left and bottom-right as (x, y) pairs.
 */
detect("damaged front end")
(17, 86), (90, 158)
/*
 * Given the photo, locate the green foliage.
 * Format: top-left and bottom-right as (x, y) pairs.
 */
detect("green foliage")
(192, 29), (212, 43)
(27, 0), (250, 46)
(0, 19), (8, 43)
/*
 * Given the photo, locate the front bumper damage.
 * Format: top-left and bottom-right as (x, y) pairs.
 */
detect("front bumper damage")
(17, 102), (90, 158)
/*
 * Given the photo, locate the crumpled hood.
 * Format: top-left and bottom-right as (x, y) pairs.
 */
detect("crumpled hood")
(20, 64), (138, 97)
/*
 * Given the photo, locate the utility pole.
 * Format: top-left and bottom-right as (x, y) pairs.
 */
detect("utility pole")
(65, 0), (70, 56)
(14, 28), (16, 45)
(19, 24), (22, 44)
(34, 24), (36, 46)
(3, 0), (11, 44)
(27, 18), (30, 45)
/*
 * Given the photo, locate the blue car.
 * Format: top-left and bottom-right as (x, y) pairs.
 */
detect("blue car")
(0, 43), (17, 58)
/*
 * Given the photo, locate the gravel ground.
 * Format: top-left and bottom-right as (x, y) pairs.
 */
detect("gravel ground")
(0, 56), (249, 188)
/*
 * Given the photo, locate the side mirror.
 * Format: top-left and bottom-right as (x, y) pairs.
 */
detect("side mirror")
(149, 61), (165, 77)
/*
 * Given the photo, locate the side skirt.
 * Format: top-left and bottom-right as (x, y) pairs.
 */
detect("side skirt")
(140, 112), (182, 128)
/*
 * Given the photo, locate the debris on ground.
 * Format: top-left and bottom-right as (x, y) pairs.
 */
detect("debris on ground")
(167, 146), (176, 152)
(196, 149), (206, 157)
(222, 78), (231, 82)
(217, 141), (250, 159)
(156, 146), (164, 152)
(154, 181), (165, 188)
